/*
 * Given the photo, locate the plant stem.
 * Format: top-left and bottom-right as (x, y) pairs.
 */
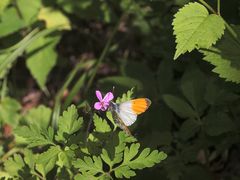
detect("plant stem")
(217, 0), (221, 15)
(52, 61), (89, 127)
(0, 148), (23, 164)
(198, 0), (216, 14)
(198, 0), (240, 47)
(85, 12), (128, 92)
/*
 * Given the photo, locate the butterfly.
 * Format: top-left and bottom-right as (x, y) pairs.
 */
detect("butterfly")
(94, 90), (151, 135)
(109, 98), (151, 135)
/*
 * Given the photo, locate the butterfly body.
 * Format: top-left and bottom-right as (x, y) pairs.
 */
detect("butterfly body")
(110, 98), (151, 128)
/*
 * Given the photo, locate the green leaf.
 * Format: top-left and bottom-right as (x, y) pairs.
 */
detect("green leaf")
(203, 112), (236, 136)
(36, 146), (61, 176)
(24, 149), (36, 170)
(38, 7), (71, 30)
(162, 94), (197, 118)
(73, 156), (103, 176)
(4, 154), (25, 177)
(179, 119), (201, 140)
(173, 2), (225, 59)
(26, 34), (60, 90)
(116, 88), (134, 103)
(14, 124), (54, 148)
(0, 7), (26, 37)
(0, 0), (10, 17)
(115, 166), (136, 179)
(0, 97), (21, 127)
(123, 143), (140, 163)
(74, 173), (99, 180)
(201, 26), (240, 83)
(57, 147), (75, 168)
(93, 113), (111, 133)
(17, 0), (41, 25)
(180, 67), (207, 111)
(114, 143), (167, 179)
(100, 149), (112, 167)
(25, 105), (52, 130)
(56, 105), (83, 143)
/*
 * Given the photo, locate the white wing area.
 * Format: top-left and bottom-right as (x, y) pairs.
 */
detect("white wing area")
(117, 101), (137, 126)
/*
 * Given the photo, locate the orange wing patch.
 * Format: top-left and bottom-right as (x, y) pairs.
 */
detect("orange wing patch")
(131, 98), (151, 115)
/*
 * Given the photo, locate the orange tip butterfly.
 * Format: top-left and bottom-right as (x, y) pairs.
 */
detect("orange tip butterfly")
(109, 98), (151, 134)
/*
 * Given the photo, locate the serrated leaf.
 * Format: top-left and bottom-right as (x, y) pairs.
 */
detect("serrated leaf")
(123, 143), (140, 163)
(100, 149), (112, 167)
(57, 148), (75, 168)
(93, 113), (111, 133)
(162, 94), (197, 118)
(74, 173), (99, 180)
(173, 2), (225, 59)
(106, 111), (117, 129)
(114, 143), (167, 179)
(25, 105), (52, 130)
(26, 34), (60, 90)
(36, 146), (61, 176)
(116, 88), (134, 103)
(0, 97), (21, 127)
(201, 25), (240, 83)
(24, 149), (36, 170)
(73, 156), (103, 176)
(38, 7), (71, 30)
(115, 166), (136, 179)
(14, 124), (54, 148)
(4, 154), (25, 176)
(56, 105), (83, 143)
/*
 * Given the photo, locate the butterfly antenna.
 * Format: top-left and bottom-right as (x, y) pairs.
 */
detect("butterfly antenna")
(112, 86), (115, 94)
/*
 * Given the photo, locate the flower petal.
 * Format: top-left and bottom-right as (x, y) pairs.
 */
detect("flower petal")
(94, 102), (102, 110)
(95, 90), (102, 101)
(103, 92), (114, 102)
(101, 103), (109, 111)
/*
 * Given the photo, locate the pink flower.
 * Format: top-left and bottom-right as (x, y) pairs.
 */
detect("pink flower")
(94, 90), (114, 111)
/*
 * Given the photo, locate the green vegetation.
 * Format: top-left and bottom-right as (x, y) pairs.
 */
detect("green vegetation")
(0, 0), (240, 179)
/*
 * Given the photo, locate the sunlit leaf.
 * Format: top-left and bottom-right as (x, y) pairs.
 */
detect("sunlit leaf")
(173, 2), (225, 59)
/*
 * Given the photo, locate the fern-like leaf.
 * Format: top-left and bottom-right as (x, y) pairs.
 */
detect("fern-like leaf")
(55, 105), (83, 143)
(173, 2), (225, 59)
(14, 124), (55, 148)
(114, 143), (167, 179)
(73, 156), (103, 176)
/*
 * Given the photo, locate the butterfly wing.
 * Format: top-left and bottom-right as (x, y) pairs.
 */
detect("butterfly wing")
(116, 98), (151, 126)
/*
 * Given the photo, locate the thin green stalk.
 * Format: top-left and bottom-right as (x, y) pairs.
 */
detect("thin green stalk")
(63, 74), (86, 109)
(198, 0), (216, 14)
(63, 60), (95, 109)
(0, 28), (39, 72)
(85, 12), (128, 92)
(52, 61), (90, 127)
(217, 0), (221, 15)
(0, 77), (7, 100)
(85, 27), (117, 90)
(0, 148), (23, 164)
(0, 27), (59, 77)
